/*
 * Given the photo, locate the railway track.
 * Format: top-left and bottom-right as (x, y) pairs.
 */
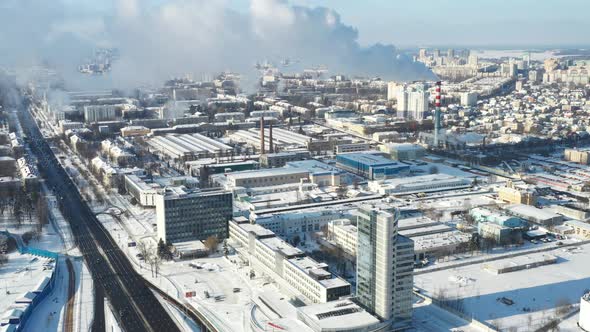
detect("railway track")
(64, 258), (76, 332)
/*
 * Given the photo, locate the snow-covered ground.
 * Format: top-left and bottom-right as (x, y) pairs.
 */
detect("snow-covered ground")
(415, 243), (590, 331)
(412, 298), (486, 332)
(22, 257), (67, 331)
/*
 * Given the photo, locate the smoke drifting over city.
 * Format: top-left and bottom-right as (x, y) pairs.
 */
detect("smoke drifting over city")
(0, 0), (434, 89)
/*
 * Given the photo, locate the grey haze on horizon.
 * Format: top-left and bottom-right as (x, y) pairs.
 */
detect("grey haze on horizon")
(0, 0), (436, 91)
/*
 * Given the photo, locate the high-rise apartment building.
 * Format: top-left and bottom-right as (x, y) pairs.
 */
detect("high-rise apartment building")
(356, 205), (414, 326)
(396, 84), (429, 120)
(407, 84), (429, 121)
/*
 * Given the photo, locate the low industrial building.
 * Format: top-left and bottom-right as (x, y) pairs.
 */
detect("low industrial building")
(379, 143), (426, 161)
(477, 222), (523, 245)
(483, 253), (558, 275)
(225, 168), (310, 189)
(185, 159), (259, 178)
(412, 231), (472, 261)
(368, 174), (472, 195)
(286, 160), (343, 187)
(336, 152), (410, 180)
(260, 150), (311, 168)
(555, 204), (590, 221)
(504, 204), (563, 226)
(564, 220), (590, 239)
(148, 133), (234, 161)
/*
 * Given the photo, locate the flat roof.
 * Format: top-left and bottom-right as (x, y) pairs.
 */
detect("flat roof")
(505, 204), (561, 220)
(412, 230), (472, 252)
(564, 219), (590, 230)
(228, 168), (309, 180)
(239, 222), (275, 238)
(400, 224), (454, 237)
(288, 256), (350, 289)
(260, 237), (303, 257)
(286, 159), (343, 175)
(297, 299), (380, 329)
(337, 152), (399, 167)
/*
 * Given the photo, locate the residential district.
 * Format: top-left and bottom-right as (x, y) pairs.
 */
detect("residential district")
(2, 48), (590, 332)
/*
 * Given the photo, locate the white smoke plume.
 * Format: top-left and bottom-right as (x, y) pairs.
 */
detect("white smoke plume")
(0, 0), (434, 90)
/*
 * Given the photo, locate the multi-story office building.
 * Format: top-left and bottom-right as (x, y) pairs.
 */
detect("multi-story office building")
(124, 174), (163, 207)
(564, 148), (590, 165)
(356, 205), (413, 327)
(229, 217), (351, 304)
(83, 105), (117, 123)
(497, 180), (538, 205)
(327, 219), (358, 256)
(155, 187), (233, 244)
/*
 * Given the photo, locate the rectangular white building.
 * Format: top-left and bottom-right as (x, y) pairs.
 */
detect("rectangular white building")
(229, 217), (351, 304)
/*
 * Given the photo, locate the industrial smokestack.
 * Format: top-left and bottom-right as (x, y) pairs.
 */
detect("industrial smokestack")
(260, 116), (266, 154)
(269, 122), (274, 154)
(434, 81), (442, 147)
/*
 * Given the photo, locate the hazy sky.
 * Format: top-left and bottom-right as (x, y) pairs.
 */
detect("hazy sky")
(267, 0), (590, 47)
(1, 0), (585, 90)
(62, 0), (590, 47)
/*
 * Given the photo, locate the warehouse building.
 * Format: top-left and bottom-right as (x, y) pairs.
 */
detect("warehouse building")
(225, 168), (310, 189)
(379, 143), (426, 161)
(504, 204), (563, 226)
(368, 174), (472, 195)
(336, 152), (410, 180)
(148, 133), (234, 161)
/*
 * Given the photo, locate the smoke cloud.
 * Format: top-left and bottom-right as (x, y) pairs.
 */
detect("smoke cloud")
(0, 0), (434, 90)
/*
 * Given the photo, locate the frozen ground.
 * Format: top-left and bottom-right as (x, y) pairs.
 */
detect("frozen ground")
(415, 243), (590, 331)
(411, 297), (486, 332)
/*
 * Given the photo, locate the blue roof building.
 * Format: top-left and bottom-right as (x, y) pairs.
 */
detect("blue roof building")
(336, 152), (411, 180)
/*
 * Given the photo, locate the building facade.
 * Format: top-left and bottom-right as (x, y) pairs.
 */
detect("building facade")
(155, 187), (233, 244)
(229, 217), (351, 304)
(497, 180), (538, 205)
(356, 205), (413, 326)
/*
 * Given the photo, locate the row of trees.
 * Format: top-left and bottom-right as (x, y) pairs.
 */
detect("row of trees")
(0, 188), (47, 232)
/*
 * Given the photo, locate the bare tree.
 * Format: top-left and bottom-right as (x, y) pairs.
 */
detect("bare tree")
(555, 297), (573, 316)
(137, 240), (152, 270)
(204, 236), (219, 255)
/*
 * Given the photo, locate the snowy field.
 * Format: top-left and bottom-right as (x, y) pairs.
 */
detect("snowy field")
(415, 243), (590, 331)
